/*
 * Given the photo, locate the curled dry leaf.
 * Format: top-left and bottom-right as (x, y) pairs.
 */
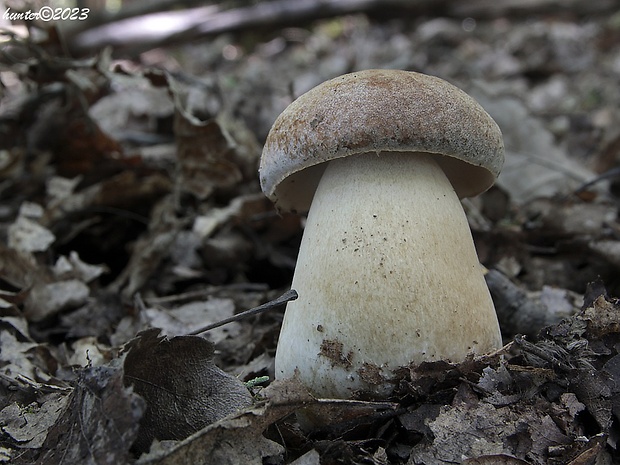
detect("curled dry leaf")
(580, 293), (620, 339)
(297, 397), (400, 435)
(52, 251), (107, 283)
(192, 193), (266, 240)
(122, 328), (253, 454)
(88, 75), (175, 139)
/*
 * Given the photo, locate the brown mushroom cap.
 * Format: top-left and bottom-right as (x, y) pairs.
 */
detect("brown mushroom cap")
(260, 69), (504, 213)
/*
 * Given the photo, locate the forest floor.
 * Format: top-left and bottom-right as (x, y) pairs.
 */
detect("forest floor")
(2, 2), (620, 464)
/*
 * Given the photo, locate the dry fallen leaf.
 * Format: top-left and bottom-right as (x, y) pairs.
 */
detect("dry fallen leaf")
(471, 89), (595, 204)
(290, 448), (321, 465)
(7, 215), (55, 254)
(30, 364), (144, 465)
(52, 251), (107, 283)
(409, 395), (569, 464)
(0, 395), (68, 449)
(60, 290), (125, 339)
(23, 279), (90, 322)
(0, 330), (55, 383)
(122, 328), (253, 453)
(136, 378), (312, 465)
(170, 76), (245, 200)
(110, 195), (180, 298)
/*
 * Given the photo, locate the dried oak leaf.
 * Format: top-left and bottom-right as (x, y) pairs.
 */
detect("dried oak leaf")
(122, 328), (253, 453)
(31, 364), (144, 465)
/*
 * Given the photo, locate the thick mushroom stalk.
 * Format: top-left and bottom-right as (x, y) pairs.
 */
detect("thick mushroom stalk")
(275, 151), (502, 398)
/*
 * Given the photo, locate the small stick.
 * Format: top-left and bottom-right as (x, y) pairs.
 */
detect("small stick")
(189, 289), (298, 335)
(574, 166), (620, 194)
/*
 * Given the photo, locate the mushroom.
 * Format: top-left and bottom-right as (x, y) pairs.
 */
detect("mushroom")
(260, 69), (504, 399)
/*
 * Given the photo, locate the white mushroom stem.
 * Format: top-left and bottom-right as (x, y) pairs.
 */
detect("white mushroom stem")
(275, 151), (502, 398)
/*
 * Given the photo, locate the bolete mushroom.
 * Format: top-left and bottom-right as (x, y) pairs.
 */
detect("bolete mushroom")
(260, 69), (504, 399)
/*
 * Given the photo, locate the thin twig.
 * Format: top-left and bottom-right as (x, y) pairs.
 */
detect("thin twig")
(574, 166), (620, 194)
(189, 289), (298, 335)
